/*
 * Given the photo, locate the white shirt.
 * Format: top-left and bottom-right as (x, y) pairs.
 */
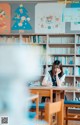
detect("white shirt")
(43, 72), (66, 86)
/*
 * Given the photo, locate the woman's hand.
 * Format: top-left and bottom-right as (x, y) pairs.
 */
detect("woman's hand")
(56, 68), (61, 75)
(42, 82), (52, 87)
(47, 82), (52, 86)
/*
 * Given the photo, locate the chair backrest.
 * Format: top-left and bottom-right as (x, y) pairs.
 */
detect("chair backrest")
(45, 99), (64, 125)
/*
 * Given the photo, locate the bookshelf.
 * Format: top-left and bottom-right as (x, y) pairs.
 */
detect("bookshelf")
(0, 33), (80, 101)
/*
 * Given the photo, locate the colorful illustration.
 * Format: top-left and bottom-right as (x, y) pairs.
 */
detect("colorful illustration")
(12, 4), (32, 32)
(35, 3), (65, 33)
(39, 15), (60, 30)
(0, 4), (11, 34)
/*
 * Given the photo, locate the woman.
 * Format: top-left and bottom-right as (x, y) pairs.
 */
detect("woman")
(42, 60), (65, 102)
(42, 60), (65, 86)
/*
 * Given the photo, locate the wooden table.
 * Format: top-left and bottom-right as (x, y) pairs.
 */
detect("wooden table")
(29, 86), (65, 125)
(29, 86), (80, 101)
(29, 86), (66, 102)
(28, 94), (39, 119)
(29, 86), (80, 125)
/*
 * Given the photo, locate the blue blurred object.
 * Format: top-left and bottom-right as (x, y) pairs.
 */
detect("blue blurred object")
(28, 111), (36, 119)
(64, 100), (80, 105)
(0, 100), (3, 113)
(31, 102), (45, 110)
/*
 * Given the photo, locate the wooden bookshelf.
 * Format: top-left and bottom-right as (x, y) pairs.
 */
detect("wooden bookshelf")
(0, 33), (80, 101)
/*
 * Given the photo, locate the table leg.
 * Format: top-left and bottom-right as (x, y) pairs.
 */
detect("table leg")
(35, 96), (39, 119)
(50, 89), (53, 102)
(56, 91), (61, 101)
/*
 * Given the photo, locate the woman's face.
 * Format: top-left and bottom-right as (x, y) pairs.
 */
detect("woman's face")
(54, 65), (61, 74)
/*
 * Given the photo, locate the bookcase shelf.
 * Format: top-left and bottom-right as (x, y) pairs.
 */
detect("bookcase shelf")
(0, 33), (80, 101)
(63, 65), (74, 67)
(48, 43), (75, 47)
(76, 44), (80, 46)
(48, 64), (74, 66)
(66, 75), (75, 78)
(75, 76), (80, 78)
(76, 54), (80, 56)
(48, 54), (75, 56)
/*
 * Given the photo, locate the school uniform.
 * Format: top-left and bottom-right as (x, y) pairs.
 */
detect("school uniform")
(41, 70), (65, 102)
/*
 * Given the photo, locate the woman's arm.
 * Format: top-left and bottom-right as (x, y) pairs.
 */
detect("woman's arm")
(56, 74), (65, 86)
(42, 78), (49, 86)
(42, 72), (52, 86)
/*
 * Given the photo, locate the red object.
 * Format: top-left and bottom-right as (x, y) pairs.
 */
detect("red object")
(0, 3), (11, 34)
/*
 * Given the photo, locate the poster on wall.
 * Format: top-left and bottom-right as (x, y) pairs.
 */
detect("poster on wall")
(62, 8), (80, 22)
(35, 3), (65, 34)
(12, 3), (35, 33)
(0, 3), (11, 34)
(71, 22), (80, 31)
(65, 3), (80, 33)
(70, 4), (80, 31)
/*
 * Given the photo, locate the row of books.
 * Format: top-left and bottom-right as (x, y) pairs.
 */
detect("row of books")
(63, 82), (73, 87)
(77, 36), (80, 43)
(47, 66), (74, 75)
(1, 36), (80, 44)
(76, 57), (80, 65)
(63, 67), (74, 75)
(48, 56), (74, 65)
(24, 36), (47, 43)
(49, 37), (74, 44)
(0, 36), (47, 44)
(76, 46), (80, 54)
(30, 36), (47, 43)
(75, 67), (80, 76)
(41, 66), (80, 76)
(76, 80), (80, 87)
(48, 48), (74, 54)
(0, 37), (27, 43)
(0, 37), (19, 43)
(40, 56), (80, 65)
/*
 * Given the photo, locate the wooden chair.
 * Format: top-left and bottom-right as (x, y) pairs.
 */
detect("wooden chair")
(64, 100), (80, 125)
(29, 91), (39, 119)
(45, 99), (64, 125)
(30, 90), (45, 119)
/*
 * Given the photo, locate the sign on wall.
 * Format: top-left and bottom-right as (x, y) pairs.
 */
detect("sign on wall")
(62, 8), (80, 22)
(0, 3), (11, 34)
(65, 3), (80, 32)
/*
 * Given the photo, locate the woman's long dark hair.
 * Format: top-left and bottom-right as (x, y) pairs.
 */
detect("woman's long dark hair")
(51, 60), (63, 77)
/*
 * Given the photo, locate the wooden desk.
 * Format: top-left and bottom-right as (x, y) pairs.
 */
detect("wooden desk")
(28, 94), (39, 119)
(29, 86), (80, 101)
(29, 86), (66, 102)
(29, 86), (65, 125)
(29, 86), (80, 125)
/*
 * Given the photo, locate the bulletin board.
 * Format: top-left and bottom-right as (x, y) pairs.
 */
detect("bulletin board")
(0, 2), (80, 34)
(35, 3), (65, 34)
